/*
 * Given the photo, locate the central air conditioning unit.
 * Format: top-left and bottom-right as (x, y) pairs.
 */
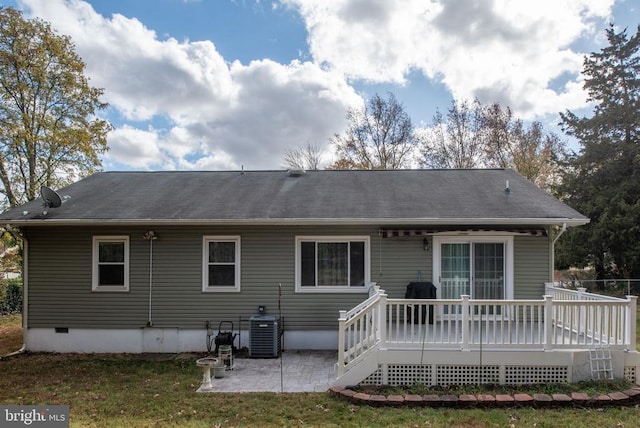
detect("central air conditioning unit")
(249, 315), (282, 358)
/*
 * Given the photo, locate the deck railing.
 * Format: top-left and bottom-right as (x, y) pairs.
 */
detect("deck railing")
(544, 283), (626, 302)
(337, 284), (385, 376)
(544, 283), (636, 347)
(337, 283), (638, 376)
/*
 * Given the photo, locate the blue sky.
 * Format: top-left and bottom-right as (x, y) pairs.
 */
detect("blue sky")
(3, 0), (639, 171)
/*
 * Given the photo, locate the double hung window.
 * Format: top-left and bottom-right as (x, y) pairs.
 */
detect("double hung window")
(92, 236), (129, 292)
(203, 236), (241, 292)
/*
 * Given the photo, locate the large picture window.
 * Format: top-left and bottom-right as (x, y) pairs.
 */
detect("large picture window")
(296, 236), (369, 293)
(203, 236), (241, 292)
(92, 236), (129, 292)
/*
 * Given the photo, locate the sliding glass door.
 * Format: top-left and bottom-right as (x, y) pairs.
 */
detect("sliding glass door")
(473, 243), (504, 300)
(438, 241), (506, 300)
(440, 243), (471, 299)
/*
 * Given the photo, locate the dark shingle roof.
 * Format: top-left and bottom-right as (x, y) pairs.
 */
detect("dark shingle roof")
(0, 169), (588, 226)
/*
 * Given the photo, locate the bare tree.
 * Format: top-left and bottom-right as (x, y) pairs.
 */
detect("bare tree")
(483, 103), (567, 190)
(419, 99), (486, 169)
(283, 142), (323, 170)
(330, 92), (418, 169)
(481, 102), (514, 167)
(419, 99), (566, 190)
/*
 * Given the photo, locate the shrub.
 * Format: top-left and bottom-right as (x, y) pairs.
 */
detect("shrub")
(0, 277), (22, 315)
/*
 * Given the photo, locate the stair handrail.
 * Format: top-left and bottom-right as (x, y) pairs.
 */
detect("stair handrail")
(338, 284), (386, 375)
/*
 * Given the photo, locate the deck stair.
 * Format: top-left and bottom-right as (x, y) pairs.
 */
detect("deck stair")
(590, 345), (614, 380)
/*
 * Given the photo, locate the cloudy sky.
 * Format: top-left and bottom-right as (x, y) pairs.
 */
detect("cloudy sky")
(3, 0), (639, 171)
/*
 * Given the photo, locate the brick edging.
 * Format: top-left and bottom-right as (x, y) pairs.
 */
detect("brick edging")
(328, 386), (640, 408)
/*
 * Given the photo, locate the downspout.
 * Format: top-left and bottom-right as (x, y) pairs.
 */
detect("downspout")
(550, 223), (567, 283)
(1, 224), (27, 358)
(143, 231), (157, 327)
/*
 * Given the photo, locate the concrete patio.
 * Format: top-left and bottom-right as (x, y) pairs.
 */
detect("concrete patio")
(196, 350), (337, 393)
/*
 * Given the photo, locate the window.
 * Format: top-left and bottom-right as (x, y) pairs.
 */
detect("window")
(203, 236), (241, 292)
(296, 236), (370, 293)
(92, 236), (129, 292)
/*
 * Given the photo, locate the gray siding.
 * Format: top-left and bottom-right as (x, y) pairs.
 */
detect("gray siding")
(26, 226), (389, 330)
(513, 236), (550, 299)
(25, 227), (548, 331)
(373, 235), (433, 299)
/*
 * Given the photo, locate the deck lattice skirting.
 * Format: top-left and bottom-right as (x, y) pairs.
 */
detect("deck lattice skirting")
(335, 284), (640, 387)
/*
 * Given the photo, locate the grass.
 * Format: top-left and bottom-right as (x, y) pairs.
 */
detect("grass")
(2, 352), (640, 428)
(0, 313), (22, 355)
(1, 314), (640, 427)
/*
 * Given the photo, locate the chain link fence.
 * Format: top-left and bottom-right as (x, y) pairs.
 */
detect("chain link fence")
(553, 279), (640, 298)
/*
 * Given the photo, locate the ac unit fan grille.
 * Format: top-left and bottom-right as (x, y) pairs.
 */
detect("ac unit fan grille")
(249, 315), (282, 358)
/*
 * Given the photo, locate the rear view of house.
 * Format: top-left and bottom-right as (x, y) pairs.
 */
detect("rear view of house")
(3, 168), (637, 386)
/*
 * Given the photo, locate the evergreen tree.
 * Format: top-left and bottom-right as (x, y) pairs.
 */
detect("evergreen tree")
(556, 25), (640, 281)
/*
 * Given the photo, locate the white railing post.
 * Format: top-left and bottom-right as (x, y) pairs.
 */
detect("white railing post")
(368, 282), (379, 297)
(577, 287), (587, 339)
(338, 310), (347, 376)
(379, 291), (388, 347)
(544, 295), (554, 350)
(544, 282), (555, 298)
(627, 295), (637, 351)
(461, 295), (470, 351)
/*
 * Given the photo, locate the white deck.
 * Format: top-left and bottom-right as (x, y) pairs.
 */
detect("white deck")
(335, 284), (640, 386)
(384, 320), (611, 350)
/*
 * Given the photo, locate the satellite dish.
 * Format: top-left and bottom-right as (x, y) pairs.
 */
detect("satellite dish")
(41, 185), (62, 214)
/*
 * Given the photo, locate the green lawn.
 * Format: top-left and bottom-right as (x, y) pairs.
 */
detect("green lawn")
(1, 352), (639, 428)
(1, 313), (640, 427)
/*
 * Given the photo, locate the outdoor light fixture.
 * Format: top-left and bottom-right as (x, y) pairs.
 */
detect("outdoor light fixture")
(423, 238), (429, 251)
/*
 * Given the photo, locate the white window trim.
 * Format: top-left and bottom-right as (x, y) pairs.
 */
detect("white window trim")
(432, 234), (514, 300)
(295, 235), (370, 293)
(92, 235), (130, 292)
(202, 235), (241, 292)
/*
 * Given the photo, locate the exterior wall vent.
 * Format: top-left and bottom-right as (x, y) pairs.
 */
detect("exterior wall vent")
(249, 315), (282, 358)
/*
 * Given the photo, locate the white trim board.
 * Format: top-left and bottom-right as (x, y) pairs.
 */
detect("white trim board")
(25, 328), (339, 353)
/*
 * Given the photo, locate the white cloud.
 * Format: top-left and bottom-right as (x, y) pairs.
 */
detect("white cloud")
(19, 0), (361, 170)
(105, 126), (164, 169)
(16, 0), (623, 171)
(282, 0), (614, 118)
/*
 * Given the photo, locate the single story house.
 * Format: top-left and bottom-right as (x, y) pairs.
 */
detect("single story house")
(8, 168), (640, 386)
(0, 168), (590, 356)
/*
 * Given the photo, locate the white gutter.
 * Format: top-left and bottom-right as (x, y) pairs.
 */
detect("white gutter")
(1, 217), (591, 227)
(550, 223), (568, 283)
(0, 225), (27, 359)
(552, 223), (568, 245)
(142, 231), (157, 327)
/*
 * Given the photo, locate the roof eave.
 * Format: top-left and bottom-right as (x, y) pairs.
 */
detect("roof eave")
(2, 217), (590, 227)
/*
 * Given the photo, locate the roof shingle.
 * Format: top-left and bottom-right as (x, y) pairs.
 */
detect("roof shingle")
(0, 169), (588, 226)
